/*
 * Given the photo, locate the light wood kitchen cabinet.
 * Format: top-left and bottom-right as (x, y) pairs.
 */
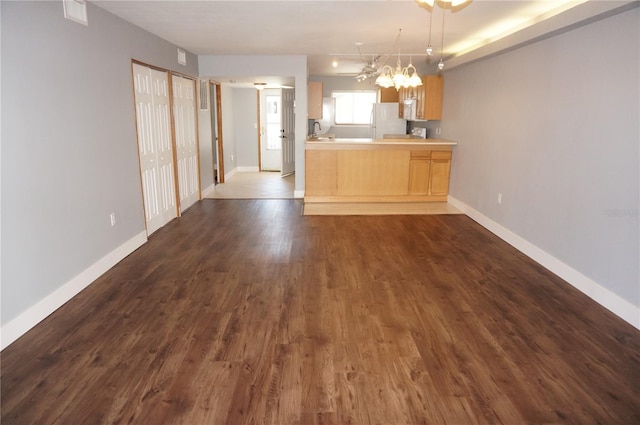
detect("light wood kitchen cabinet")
(308, 81), (323, 120)
(408, 150), (451, 196)
(428, 151), (451, 195)
(397, 75), (444, 120)
(305, 140), (454, 203)
(379, 87), (399, 103)
(421, 75), (444, 120)
(408, 151), (431, 195)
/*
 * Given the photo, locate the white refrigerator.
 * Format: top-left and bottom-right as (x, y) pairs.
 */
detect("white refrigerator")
(370, 103), (407, 139)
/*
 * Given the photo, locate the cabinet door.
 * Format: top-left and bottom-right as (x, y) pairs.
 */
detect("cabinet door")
(422, 75), (444, 120)
(397, 87), (407, 118)
(415, 84), (425, 119)
(308, 82), (323, 120)
(379, 87), (399, 103)
(428, 151), (451, 196)
(408, 159), (430, 194)
(408, 150), (431, 194)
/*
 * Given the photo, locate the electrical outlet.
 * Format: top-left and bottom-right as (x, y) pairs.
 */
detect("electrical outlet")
(436, 127), (442, 135)
(497, 193), (502, 204)
(110, 213), (116, 226)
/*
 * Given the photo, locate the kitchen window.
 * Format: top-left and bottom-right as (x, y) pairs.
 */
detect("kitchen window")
(332, 90), (377, 125)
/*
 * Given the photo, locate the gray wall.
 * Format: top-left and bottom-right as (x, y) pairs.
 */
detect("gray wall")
(441, 7), (639, 307)
(1, 1), (198, 325)
(220, 85), (237, 177)
(233, 88), (259, 168)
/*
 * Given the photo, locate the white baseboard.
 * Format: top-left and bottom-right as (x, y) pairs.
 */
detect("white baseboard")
(1, 231), (148, 350)
(448, 195), (640, 330)
(294, 190), (305, 199)
(224, 168), (237, 181)
(237, 166), (259, 172)
(201, 183), (215, 198)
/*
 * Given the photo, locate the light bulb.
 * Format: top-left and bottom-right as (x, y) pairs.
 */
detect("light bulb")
(426, 44), (433, 56)
(438, 59), (444, 71)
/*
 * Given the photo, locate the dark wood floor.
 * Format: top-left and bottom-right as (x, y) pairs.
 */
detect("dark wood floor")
(2, 199), (639, 424)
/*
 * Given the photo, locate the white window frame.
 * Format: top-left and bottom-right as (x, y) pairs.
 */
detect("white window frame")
(331, 90), (377, 126)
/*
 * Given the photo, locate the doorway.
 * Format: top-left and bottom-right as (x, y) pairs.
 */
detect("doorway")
(210, 82), (224, 184)
(259, 89), (282, 172)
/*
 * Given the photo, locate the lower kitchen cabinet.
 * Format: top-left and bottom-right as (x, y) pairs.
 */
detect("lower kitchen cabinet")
(428, 151), (452, 195)
(305, 140), (454, 203)
(408, 150), (452, 196)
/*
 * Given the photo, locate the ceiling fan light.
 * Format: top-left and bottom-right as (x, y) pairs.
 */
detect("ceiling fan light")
(450, 0), (468, 6)
(416, 0), (435, 6)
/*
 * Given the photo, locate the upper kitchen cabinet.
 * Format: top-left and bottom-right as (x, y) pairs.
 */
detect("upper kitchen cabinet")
(398, 75), (444, 120)
(308, 81), (323, 119)
(379, 87), (399, 103)
(421, 75), (444, 120)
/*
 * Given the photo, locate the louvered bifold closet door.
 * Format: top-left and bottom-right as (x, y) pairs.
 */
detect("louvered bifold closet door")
(132, 63), (177, 235)
(172, 75), (200, 212)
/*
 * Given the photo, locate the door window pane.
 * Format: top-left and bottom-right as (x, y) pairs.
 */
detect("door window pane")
(265, 95), (281, 150)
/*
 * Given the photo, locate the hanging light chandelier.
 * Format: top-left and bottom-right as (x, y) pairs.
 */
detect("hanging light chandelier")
(416, 0), (468, 7)
(374, 29), (423, 91)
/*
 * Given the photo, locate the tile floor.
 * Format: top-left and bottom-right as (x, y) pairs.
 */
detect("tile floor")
(205, 172), (294, 199)
(204, 171), (463, 216)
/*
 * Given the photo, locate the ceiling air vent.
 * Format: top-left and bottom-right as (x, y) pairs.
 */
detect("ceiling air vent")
(177, 48), (187, 66)
(63, 0), (88, 26)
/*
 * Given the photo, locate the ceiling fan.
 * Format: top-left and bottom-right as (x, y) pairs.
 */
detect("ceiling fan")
(353, 56), (381, 82)
(336, 43), (382, 82)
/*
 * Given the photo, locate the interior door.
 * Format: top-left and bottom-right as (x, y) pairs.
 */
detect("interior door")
(260, 89), (281, 171)
(172, 75), (200, 212)
(132, 63), (177, 235)
(280, 87), (295, 176)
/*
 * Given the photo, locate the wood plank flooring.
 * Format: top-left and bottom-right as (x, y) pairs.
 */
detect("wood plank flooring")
(2, 199), (639, 424)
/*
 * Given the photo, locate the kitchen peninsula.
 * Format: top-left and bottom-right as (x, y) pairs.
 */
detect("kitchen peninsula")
(305, 137), (457, 203)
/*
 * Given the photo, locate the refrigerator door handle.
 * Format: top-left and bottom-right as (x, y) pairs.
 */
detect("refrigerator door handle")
(370, 107), (376, 139)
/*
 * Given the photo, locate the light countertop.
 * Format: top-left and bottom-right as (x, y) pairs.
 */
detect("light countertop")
(305, 137), (457, 146)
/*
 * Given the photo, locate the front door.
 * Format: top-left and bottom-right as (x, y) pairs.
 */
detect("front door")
(260, 89), (282, 171)
(280, 87), (295, 176)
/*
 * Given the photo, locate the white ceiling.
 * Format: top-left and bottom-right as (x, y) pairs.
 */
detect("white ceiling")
(93, 0), (603, 83)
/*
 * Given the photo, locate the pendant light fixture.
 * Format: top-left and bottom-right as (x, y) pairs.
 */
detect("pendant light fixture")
(374, 29), (423, 91)
(438, 7), (445, 71)
(416, 0), (469, 7)
(426, 7), (433, 56)
(416, 0), (468, 70)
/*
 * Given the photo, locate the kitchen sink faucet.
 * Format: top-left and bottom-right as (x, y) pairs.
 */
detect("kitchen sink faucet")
(312, 121), (322, 136)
